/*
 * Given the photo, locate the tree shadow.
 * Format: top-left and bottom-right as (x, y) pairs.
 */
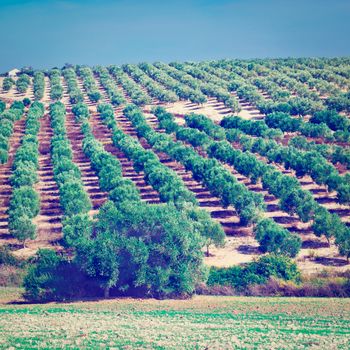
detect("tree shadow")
(237, 244), (260, 255)
(314, 256), (348, 267)
(302, 239), (329, 249)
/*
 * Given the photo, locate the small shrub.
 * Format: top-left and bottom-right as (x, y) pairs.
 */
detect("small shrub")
(0, 246), (19, 266)
(207, 254), (300, 291)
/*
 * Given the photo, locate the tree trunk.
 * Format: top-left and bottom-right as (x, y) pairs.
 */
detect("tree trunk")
(104, 287), (110, 298)
(206, 245), (210, 257)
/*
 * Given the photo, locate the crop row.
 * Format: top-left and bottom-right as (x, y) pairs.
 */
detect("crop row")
(33, 72), (45, 100)
(122, 64), (178, 103)
(139, 63), (207, 104)
(123, 104), (302, 257)
(76, 66), (102, 103)
(49, 69), (63, 101)
(160, 109), (350, 259)
(166, 62), (350, 143)
(154, 62), (240, 112)
(93, 66), (126, 106)
(8, 102), (44, 246)
(108, 66), (151, 106)
(63, 73), (226, 257)
(0, 102), (25, 164)
(62, 68), (84, 104)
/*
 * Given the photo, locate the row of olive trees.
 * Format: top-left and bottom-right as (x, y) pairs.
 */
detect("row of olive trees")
(33, 72), (45, 100)
(96, 103), (225, 256)
(262, 57), (347, 87)
(177, 114), (315, 223)
(229, 61), (324, 104)
(71, 102), (89, 122)
(16, 74), (31, 94)
(188, 115), (342, 224)
(325, 92), (350, 113)
(196, 62), (324, 116)
(245, 58), (349, 112)
(100, 104), (196, 205)
(153, 107), (302, 257)
(50, 102), (91, 220)
(108, 66), (152, 106)
(62, 68), (84, 104)
(124, 105), (267, 228)
(219, 113), (350, 170)
(197, 61), (322, 115)
(139, 62), (207, 104)
(208, 61), (321, 104)
(156, 62), (240, 112)
(221, 112), (349, 171)
(179, 110), (350, 260)
(189, 112), (345, 209)
(275, 60), (350, 112)
(0, 101), (25, 164)
(93, 66), (125, 106)
(220, 115), (350, 204)
(2, 77), (15, 92)
(264, 112), (349, 143)
(76, 66), (101, 103)
(288, 136), (350, 170)
(8, 102), (44, 246)
(49, 69), (63, 101)
(203, 59), (350, 117)
(310, 110), (350, 134)
(261, 65), (337, 99)
(122, 64), (179, 103)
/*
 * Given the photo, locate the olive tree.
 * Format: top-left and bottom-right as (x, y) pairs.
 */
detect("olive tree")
(76, 201), (205, 298)
(254, 218), (301, 257)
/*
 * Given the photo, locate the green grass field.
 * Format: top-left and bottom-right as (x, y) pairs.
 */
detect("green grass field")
(0, 288), (349, 349)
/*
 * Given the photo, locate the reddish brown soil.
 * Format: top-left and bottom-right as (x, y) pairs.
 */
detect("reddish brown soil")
(74, 77), (160, 205)
(89, 111), (161, 204)
(42, 77), (51, 104)
(64, 112), (108, 215)
(61, 77), (109, 215)
(30, 111), (62, 251)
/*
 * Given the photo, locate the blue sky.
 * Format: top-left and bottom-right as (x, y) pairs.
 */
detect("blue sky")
(0, 0), (349, 72)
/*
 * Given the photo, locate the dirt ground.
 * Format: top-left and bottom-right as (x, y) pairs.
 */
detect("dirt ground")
(164, 95), (264, 123)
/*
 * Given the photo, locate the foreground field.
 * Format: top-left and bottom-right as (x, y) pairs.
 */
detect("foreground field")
(0, 289), (349, 349)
